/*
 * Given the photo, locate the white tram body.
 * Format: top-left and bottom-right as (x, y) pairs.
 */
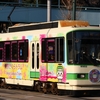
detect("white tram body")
(0, 20), (100, 95)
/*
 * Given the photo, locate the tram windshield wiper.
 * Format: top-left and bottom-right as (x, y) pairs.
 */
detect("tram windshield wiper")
(81, 52), (99, 66)
(83, 54), (95, 65)
(89, 56), (99, 66)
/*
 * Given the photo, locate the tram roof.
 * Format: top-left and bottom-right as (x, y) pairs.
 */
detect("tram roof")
(8, 20), (89, 32)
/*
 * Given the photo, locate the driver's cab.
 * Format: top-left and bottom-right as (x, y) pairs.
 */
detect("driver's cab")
(67, 30), (100, 65)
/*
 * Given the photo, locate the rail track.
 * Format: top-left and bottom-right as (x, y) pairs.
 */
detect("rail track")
(0, 79), (100, 98)
(0, 88), (100, 100)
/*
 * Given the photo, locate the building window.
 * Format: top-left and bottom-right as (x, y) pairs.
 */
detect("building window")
(38, 0), (47, 4)
(52, 0), (58, 5)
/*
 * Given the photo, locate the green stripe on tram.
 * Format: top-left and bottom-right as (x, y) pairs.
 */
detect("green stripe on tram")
(30, 71), (40, 78)
(67, 73), (88, 80)
(30, 71), (88, 80)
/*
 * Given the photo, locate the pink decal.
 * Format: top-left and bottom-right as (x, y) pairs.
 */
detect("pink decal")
(0, 70), (2, 76)
(40, 66), (48, 81)
(48, 34), (52, 37)
(6, 37), (9, 40)
(40, 65), (57, 81)
(9, 74), (12, 78)
(47, 71), (57, 79)
(22, 36), (26, 40)
(62, 68), (66, 83)
(23, 72), (26, 79)
(40, 34), (46, 44)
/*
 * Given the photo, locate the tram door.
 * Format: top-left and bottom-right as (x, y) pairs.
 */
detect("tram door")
(30, 41), (39, 78)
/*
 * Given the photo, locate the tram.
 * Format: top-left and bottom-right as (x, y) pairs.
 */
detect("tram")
(0, 20), (100, 96)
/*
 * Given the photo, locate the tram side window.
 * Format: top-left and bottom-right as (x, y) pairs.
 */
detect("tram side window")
(67, 32), (74, 64)
(25, 40), (28, 62)
(32, 43), (34, 69)
(37, 43), (39, 69)
(42, 38), (46, 62)
(18, 40), (28, 62)
(0, 42), (4, 61)
(19, 41), (24, 61)
(68, 41), (73, 64)
(4, 42), (11, 61)
(11, 41), (17, 61)
(42, 37), (64, 63)
(57, 38), (64, 62)
(47, 39), (55, 62)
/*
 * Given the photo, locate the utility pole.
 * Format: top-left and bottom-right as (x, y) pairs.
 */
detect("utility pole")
(36, 0), (38, 7)
(72, 0), (76, 20)
(47, 0), (51, 22)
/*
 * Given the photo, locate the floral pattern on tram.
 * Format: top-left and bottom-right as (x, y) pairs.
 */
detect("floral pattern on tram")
(40, 63), (66, 82)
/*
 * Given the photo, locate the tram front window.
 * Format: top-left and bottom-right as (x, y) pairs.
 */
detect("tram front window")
(67, 30), (100, 65)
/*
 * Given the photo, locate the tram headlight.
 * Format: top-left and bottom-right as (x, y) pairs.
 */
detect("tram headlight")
(77, 74), (85, 78)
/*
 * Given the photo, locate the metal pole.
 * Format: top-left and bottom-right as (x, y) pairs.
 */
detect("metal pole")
(72, 0), (76, 20)
(47, 0), (51, 22)
(58, 0), (60, 8)
(36, 0), (38, 7)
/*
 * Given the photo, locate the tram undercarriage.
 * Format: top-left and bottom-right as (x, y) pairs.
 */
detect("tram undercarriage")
(0, 78), (100, 96)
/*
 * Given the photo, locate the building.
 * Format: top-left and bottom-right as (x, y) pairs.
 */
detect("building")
(0, 1), (100, 32)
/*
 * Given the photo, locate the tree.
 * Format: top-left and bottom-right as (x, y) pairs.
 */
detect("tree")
(60, 0), (100, 20)
(61, 0), (72, 20)
(84, 0), (100, 7)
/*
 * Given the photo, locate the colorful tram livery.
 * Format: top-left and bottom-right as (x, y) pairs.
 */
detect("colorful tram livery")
(0, 20), (100, 96)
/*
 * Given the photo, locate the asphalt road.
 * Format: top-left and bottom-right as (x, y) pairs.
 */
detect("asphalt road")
(0, 89), (100, 100)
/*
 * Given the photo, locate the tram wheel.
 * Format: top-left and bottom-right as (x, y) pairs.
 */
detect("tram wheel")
(34, 82), (38, 92)
(0, 79), (7, 89)
(42, 83), (48, 94)
(50, 83), (58, 95)
(37, 82), (42, 92)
